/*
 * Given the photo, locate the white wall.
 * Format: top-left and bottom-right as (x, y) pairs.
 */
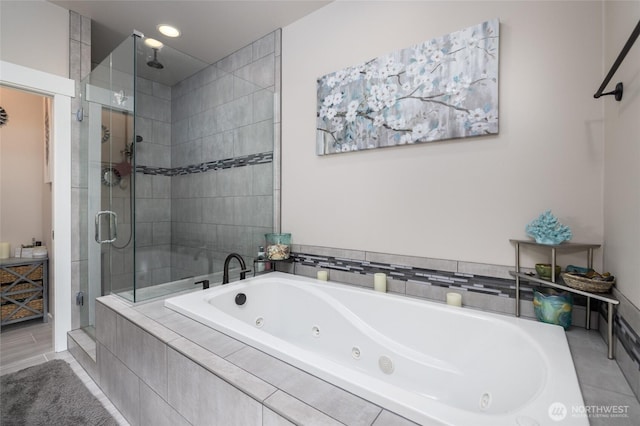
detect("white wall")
(603, 1), (640, 307)
(0, 0), (69, 78)
(282, 1), (604, 268)
(0, 87), (48, 250)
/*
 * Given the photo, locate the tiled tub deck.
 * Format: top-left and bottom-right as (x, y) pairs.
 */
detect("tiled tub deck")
(93, 294), (416, 426)
(69, 286), (640, 426)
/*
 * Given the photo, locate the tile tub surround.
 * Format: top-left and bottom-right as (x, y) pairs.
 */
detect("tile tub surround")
(80, 287), (640, 426)
(287, 246), (598, 327)
(94, 295), (418, 426)
(598, 287), (640, 402)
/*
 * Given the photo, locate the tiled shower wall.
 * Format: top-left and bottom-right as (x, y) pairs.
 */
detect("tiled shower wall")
(168, 31), (278, 281)
(69, 10), (91, 329)
(134, 30), (280, 285)
(129, 77), (173, 288)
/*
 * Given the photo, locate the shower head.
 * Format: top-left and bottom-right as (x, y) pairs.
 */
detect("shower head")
(147, 48), (164, 69)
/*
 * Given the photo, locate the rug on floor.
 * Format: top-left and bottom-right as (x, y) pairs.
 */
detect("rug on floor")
(0, 359), (117, 426)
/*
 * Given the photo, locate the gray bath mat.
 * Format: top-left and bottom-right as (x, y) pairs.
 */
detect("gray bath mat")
(1, 359), (117, 426)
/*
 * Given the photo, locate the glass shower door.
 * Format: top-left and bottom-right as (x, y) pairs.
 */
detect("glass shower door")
(79, 35), (137, 334)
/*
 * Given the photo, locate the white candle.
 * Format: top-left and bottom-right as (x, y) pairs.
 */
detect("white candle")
(0, 242), (9, 259)
(446, 292), (462, 307)
(374, 273), (387, 292)
(317, 270), (328, 281)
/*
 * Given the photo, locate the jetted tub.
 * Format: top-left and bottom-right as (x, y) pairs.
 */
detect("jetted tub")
(165, 272), (587, 426)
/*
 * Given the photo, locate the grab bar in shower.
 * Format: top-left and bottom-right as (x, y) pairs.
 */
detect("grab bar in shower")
(594, 19), (640, 101)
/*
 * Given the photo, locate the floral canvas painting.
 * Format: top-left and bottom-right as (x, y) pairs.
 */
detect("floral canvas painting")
(316, 19), (499, 155)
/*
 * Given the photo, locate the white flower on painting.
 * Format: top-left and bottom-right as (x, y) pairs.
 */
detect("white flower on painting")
(423, 41), (437, 56)
(323, 96), (334, 107)
(331, 118), (344, 132)
(332, 92), (344, 106)
(349, 68), (361, 82)
(450, 37), (463, 52)
(452, 93), (467, 106)
(326, 76), (338, 88)
(347, 101), (359, 112)
(385, 57), (403, 75)
(373, 115), (385, 127)
(406, 62), (421, 77)
(486, 111), (498, 123)
(341, 144), (350, 152)
(325, 108), (337, 120)
(319, 106), (328, 118)
(471, 121), (489, 133)
(364, 69), (375, 81)
(413, 51), (428, 65)
(414, 74), (429, 88)
(445, 81), (461, 96)
(431, 50), (444, 63)
(377, 67), (389, 80)
(345, 110), (357, 123)
(388, 116), (406, 130)
(469, 108), (486, 121)
(411, 122), (429, 140)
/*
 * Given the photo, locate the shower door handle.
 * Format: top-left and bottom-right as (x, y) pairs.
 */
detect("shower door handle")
(95, 211), (118, 244)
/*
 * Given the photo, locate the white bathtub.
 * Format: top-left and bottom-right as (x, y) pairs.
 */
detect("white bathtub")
(165, 272), (587, 426)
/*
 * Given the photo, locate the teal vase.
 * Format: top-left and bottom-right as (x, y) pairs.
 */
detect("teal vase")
(533, 289), (573, 329)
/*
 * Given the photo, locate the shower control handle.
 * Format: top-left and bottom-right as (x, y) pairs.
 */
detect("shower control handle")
(95, 210), (118, 244)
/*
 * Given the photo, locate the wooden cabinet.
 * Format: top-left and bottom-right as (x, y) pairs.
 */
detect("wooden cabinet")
(0, 258), (48, 325)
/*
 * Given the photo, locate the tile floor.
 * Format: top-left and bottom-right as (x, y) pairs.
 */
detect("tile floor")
(1, 318), (639, 425)
(0, 319), (129, 425)
(565, 328), (640, 426)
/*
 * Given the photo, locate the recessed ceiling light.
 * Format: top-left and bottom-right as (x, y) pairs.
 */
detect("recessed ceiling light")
(157, 24), (180, 38)
(144, 38), (163, 48)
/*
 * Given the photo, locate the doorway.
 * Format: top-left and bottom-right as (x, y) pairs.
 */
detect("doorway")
(0, 86), (54, 371)
(0, 60), (74, 353)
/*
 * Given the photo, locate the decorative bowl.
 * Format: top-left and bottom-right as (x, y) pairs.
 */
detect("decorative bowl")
(561, 273), (615, 293)
(535, 263), (561, 280)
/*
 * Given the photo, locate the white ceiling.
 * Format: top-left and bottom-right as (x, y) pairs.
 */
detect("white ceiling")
(50, 0), (331, 66)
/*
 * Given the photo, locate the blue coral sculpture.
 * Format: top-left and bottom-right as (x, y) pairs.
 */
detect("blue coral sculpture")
(525, 210), (572, 245)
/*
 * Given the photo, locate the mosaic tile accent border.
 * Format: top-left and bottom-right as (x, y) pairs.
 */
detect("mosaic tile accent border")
(617, 314), (640, 368)
(292, 252), (589, 305)
(135, 151), (273, 176)
(598, 302), (640, 369)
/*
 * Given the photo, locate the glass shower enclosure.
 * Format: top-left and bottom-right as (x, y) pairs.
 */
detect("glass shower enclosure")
(78, 31), (277, 333)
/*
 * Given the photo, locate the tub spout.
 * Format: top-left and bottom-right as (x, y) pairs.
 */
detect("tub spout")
(223, 253), (248, 284)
